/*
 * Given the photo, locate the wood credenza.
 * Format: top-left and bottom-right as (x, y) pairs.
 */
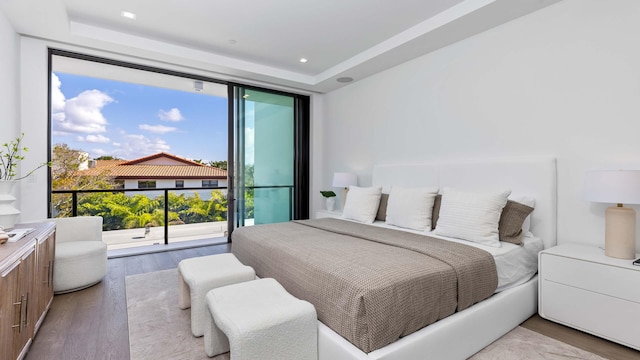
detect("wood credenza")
(0, 222), (56, 360)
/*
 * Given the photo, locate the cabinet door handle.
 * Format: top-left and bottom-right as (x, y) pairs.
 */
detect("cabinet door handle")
(12, 294), (27, 332)
(11, 298), (22, 329)
(49, 260), (54, 288)
(22, 294), (29, 330)
(44, 263), (50, 284)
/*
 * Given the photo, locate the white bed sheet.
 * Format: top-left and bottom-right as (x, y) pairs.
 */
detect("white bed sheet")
(365, 220), (543, 292)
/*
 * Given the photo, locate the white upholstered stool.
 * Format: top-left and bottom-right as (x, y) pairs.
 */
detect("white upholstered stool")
(204, 278), (318, 360)
(178, 253), (255, 337)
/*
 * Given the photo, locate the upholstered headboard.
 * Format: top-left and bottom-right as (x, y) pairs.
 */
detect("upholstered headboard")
(372, 157), (557, 249)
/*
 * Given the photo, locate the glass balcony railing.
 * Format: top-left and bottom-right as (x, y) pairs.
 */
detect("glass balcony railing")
(51, 185), (293, 251)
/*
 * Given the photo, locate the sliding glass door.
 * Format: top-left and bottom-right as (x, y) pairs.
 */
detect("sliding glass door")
(49, 50), (308, 249)
(228, 86), (309, 236)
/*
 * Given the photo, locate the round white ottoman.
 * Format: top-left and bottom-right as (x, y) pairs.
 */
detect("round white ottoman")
(204, 278), (318, 360)
(54, 240), (107, 294)
(178, 253), (255, 337)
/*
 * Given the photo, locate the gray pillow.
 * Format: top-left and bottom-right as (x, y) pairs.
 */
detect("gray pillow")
(431, 194), (442, 230)
(498, 200), (534, 245)
(376, 193), (389, 221)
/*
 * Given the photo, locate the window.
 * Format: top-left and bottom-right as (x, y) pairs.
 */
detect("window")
(202, 180), (218, 188)
(138, 181), (156, 189)
(48, 50), (309, 247)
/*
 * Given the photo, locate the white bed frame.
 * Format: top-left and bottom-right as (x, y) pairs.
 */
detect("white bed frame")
(318, 157), (557, 360)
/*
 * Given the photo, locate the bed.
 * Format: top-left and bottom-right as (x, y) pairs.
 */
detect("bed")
(232, 157), (557, 360)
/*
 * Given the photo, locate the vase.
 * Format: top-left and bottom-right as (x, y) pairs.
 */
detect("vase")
(0, 180), (20, 229)
(325, 197), (336, 211)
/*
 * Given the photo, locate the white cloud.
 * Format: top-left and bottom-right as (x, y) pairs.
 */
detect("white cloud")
(51, 74), (114, 135)
(51, 74), (66, 117)
(139, 124), (178, 134)
(76, 134), (111, 143)
(111, 133), (171, 159)
(92, 148), (108, 156)
(158, 108), (184, 122)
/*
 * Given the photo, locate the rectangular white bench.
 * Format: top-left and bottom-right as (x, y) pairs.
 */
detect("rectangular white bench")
(178, 253), (255, 337)
(204, 278), (318, 359)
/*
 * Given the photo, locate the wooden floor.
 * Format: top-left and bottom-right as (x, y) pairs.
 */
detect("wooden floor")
(26, 244), (639, 360)
(26, 244), (231, 360)
(521, 315), (640, 360)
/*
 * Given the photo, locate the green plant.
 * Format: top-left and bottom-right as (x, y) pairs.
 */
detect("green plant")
(0, 133), (51, 181)
(320, 190), (336, 198)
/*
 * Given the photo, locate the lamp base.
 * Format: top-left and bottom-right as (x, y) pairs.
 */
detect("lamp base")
(341, 187), (349, 210)
(605, 205), (637, 259)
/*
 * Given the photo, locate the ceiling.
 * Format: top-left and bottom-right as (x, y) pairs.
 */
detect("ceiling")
(0, 0), (561, 93)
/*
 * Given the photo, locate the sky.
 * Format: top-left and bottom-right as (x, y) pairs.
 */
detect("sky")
(51, 72), (229, 162)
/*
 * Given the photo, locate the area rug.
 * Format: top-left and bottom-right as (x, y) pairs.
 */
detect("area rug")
(126, 268), (229, 360)
(469, 326), (605, 359)
(126, 269), (603, 360)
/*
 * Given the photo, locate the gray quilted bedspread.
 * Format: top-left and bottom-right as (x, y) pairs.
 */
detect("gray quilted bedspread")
(231, 218), (497, 353)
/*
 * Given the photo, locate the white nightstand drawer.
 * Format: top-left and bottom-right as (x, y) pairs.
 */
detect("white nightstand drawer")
(541, 254), (640, 303)
(541, 280), (640, 350)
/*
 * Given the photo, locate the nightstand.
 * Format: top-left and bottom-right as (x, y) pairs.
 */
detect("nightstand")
(315, 209), (342, 219)
(538, 244), (640, 350)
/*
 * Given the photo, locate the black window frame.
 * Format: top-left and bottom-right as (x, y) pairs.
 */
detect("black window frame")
(202, 179), (219, 188)
(47, 49), (310, 246)
(138, 180), (156, 189)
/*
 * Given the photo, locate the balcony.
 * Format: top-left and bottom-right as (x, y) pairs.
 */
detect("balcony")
(51, 185), (289, 255)
(102, 220), (228, 250)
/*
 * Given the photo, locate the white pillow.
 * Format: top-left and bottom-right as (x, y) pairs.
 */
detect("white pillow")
(509, 194), (536, 234)
(385, 186), (438, 231)
(342, 186), (382, 224)
(434, 187), (511, 247)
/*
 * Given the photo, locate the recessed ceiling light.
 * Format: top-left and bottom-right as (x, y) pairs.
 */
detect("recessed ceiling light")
(121, 11), (137, 20)
(337, 77), (353, 83)
(299, 58), (308, 63)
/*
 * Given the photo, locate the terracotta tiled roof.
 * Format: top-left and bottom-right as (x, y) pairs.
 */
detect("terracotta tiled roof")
(92, 160), (127, 168)
(78, 153), (227, 179)
(121, 152), (205, 166)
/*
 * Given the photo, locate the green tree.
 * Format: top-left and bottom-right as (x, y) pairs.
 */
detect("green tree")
(51, 143), (116, 218)
(243, 164), (255, 219)
(94, 155), (121, 160)
(208, 160), (227, 170)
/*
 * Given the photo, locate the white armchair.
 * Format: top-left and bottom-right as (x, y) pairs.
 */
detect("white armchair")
(52, 216), (107, 294)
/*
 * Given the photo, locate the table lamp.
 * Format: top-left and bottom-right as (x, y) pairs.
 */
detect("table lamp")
(332, 172), (357, 209)
(585, 170), (640, 259)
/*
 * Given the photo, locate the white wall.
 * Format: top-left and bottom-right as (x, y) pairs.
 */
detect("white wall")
(19, 37), (50, 222)
(123, 179), (227, 189)
(318, 0), (640, 250)
(0, 10), (20, 202)
(0, 10), (18, 137)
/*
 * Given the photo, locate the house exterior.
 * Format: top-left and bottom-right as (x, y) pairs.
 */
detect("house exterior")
(78, 152), (228, 195)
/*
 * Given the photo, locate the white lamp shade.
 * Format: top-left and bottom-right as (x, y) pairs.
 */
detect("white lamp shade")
(332, 172), (357, 188)
(585, 170), (640, 205)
